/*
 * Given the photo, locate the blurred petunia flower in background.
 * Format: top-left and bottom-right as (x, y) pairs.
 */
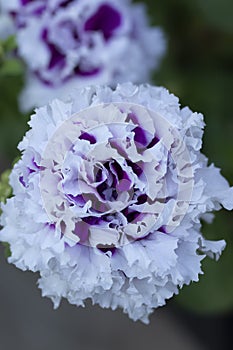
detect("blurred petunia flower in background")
(0, 12), (14, 40)
(0, 83), (232, 323)
(0, 0), (166, 112)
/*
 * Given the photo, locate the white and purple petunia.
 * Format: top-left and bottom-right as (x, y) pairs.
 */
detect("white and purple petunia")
(1, 0), (166, 111)
(1, 83), (232, 323)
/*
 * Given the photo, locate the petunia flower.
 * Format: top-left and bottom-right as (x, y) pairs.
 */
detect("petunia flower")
(1, 83), (232, 323)
(1, 0), (166, 112)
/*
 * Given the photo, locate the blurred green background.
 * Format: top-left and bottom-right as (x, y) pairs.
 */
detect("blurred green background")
(140, 0), (233, 316)
(0, 0), (233, 316)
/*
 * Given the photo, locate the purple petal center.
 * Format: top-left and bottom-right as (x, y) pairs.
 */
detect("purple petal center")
(95, 160), (132, 200)
(84, 4), (122, 40)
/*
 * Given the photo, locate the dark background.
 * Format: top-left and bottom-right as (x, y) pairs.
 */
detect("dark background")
(0, 0), (233, 349)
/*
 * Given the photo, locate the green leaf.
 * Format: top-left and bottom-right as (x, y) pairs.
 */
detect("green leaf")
(2, 242), (11, 258)
(0, 169), (12, 205)
(0, 73), (29, 159)
(0, 58), (23, 76)
(2, 35), (17, 52)
(0, 171), (12, 258)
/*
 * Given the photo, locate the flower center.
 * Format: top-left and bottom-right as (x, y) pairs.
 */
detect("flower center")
(40, 103), (194, 249)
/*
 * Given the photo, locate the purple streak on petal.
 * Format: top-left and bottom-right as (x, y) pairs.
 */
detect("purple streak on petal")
(97, 181), (108, 199)
(19, 176), (26, 187)
(32, 157), (40, 169)
(66, 194), (86, 206)
(41, 29), (66, 71)
(48, 45), (66, 70)
(96, 161), (119, 200)
(9, 11), (17, 20)
(60, 19), (80, 42)
(34, 71), (53, 86)
(59, 0), (73, 8)
(74, 221), (89, 242)
(98, 246), (116, 255)
(21, 0), (33, 5)
(33, 6), (46, 16)
(46, 223), (56, 231)
(111, 173), (118, 188)
(122, 208), (141, 223)
(127, 112), (138, 124)
(84, 4), (122, 40)
(28, 167), (36, 174)
(117, 179), (131, 192)
(110, 161), (130, 182)
(160, 226), (167, 234)
(97, 181), (118, 201)
(104, 162), (117, 187)
(109, 161), (132, 192)
(79, 132), (96, 144)
(20, 0), (46, 16)
(112, 189), (118, 200)
(83, 216), (102, 226)
(49, 223), (56, 230)
(136, 232), (152, 242)
(74, 66), (101, 77)
(109, 139), (128, 159)
(95, 168), (104, 183)
(35, 70), (67, 87)
(133, 126), (148, 147)
(137, 194), (148, 204)
(126, 159), (143, 177)
(87, 193), (110, 212)
(147, 136), (159, 149)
